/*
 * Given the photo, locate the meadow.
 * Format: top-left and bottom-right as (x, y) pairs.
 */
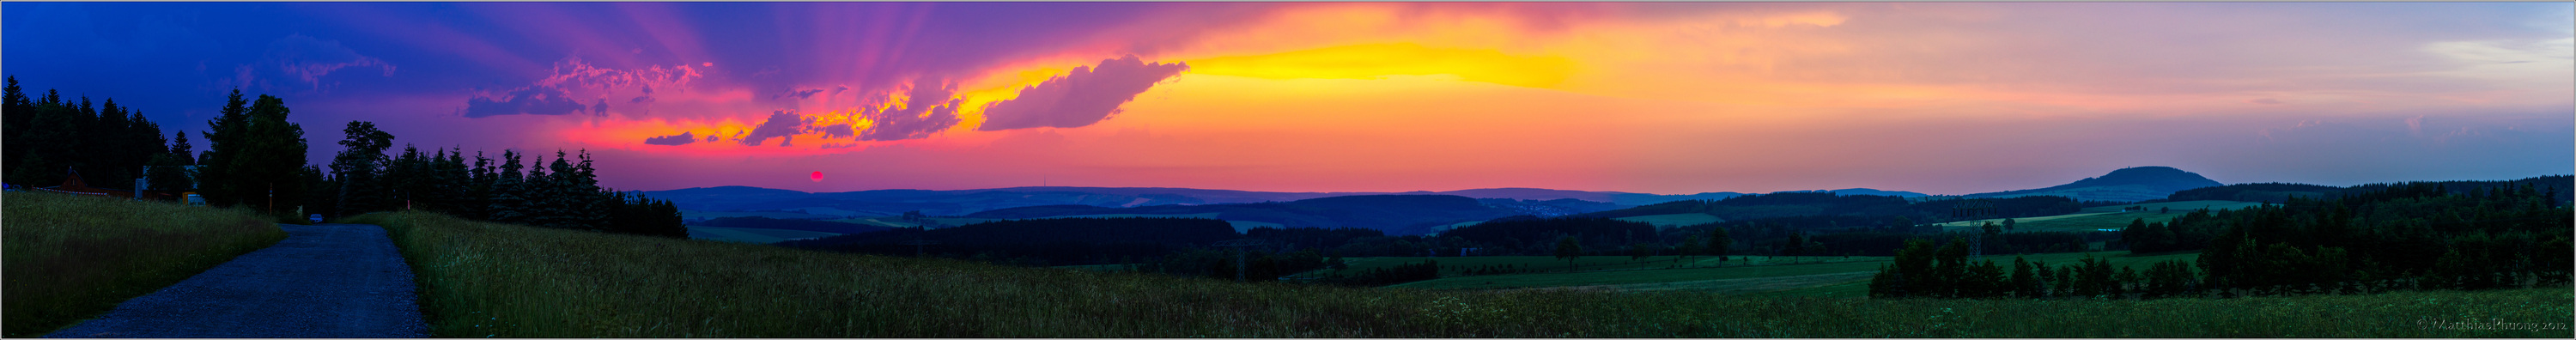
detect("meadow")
(823, 216), (997, 228)
(352, 210), (2570, 337)
(1936, 200), (2262, 233)
(1613, 213), (1725, 228)
(1040, 213), (1286, 232)
(2, 191), (288, 337)
(683, 226), (841, 244)
(677, 209), (844, 221)
(1380, 252), (2202, 292)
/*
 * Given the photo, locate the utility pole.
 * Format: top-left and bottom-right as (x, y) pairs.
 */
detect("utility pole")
(1212, 239), (1269, 282)
(900, 225), (939, 257)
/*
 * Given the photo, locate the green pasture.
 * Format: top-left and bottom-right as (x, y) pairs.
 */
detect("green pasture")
(684, 226), (841, 244)
(827, 217), (919, 228)
(1049, 213), (1286, 232)
(823, 216), (997, 229)
(679, 209), (845, 221)
(1938, 200), (2261, 233)
(353, 210), (2564, 337)
(1383, 251), (2203, 294)
(2081, 200), (2267, 214)
(1615, 213), (1724, 228)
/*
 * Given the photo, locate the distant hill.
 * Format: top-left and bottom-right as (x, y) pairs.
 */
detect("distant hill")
(636, 185), (1821, 219)
(2158, 174), (2572, 203)
(963, 194), (1522, 235)
(691, 216), (894, 234)
(1962, 167), (2224, 203)
(641, 187), (1221, 217)
(778, 217), (1242, 266)
(1769, 188), (1929, 197)
(1422, 188), (1766, 205)
(1566, 191), (2083, 227)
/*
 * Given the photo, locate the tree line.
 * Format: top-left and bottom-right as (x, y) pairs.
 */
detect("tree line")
(1571, 192), (2081, 226)
(1868, 237), (2203, 299)
(315, 121), (687, 237)
(1873, 179), (2573, 300)
(3, 76), (683, 237)
(3, 76), (189, 196)
(781, 217), (1242, 266)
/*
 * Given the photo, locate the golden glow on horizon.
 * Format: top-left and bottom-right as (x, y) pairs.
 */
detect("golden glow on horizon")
(1184, 43), (1575, 88)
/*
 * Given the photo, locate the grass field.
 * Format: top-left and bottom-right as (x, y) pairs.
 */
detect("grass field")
(1048, 213), (1285, 232)
(2, 191), (289, 337)
(351, 210), (2568, 337)
(842, 214), (1285, 232)
(823, 216), (997, 229)
(685, 226), (841, 244)
(828, 217), (920, 228)
(1384, 252), (2204, 294)
(787, 207), (872, 217)
(1325, 255), (1885, 278)
(1937, 200), (2263, 233)
(1614, 213), (1724, 228)
(2081, 200), (2268, 214)
(679, 209), (846, 221)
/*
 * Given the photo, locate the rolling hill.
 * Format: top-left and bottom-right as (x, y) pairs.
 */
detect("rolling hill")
(637, 185), (1923, 220)
(1560, 191), (2084, 229)
(963, 194), (1523, 235)
(1960, 166), (2224, 202)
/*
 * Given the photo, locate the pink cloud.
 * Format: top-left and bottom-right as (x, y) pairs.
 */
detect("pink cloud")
(976, 56), (1188, 131)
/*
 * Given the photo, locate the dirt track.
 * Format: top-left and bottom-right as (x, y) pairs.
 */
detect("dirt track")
(43, 223), (428, 338)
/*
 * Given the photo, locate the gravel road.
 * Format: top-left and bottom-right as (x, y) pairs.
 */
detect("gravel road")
(44, 223), (429, 338)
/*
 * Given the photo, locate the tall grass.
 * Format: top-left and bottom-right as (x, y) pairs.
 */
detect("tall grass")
(2, 191), (287, 337)
(357, 210), (2573, 337)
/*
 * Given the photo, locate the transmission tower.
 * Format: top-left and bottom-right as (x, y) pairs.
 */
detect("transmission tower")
(1952, 198), (1996, 261)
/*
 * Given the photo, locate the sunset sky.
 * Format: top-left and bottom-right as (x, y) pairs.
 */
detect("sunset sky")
(6, 2), (2569, 195)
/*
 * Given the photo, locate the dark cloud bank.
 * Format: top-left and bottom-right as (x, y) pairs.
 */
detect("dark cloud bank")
(463, 86), (607, 118)
(642, 131), (696, 146)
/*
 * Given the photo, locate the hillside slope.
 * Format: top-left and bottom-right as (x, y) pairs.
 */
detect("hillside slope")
(638, 185), (1922, 218)
(1964, 167), (2224, 202)
(1567, 191), (2081, 226)
(964, 194), (1521, 235)
(351, 210), (2568, 337)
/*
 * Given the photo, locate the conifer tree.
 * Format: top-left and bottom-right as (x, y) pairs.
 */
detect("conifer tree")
(1965, 259), (2007, 298)
(168, 131), (193, 165)
(2, 76), (27, 171)
(487, 150), (530, 224)
(197, 94), (309, 214)
(528, 153), (564, 228)
(2011, 256), (2039, 298)
(1707, 227), (1733, 262)
(196, 90), (252, 207)
(1555, 236), (1583, 271)
(330, 121), (396, 216)
(570, 149), (609, 230)
(464, 150), (495, 220)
